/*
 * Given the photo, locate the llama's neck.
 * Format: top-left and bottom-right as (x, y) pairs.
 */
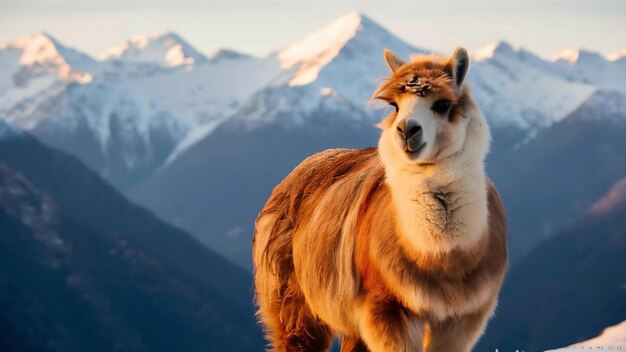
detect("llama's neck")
(385, 158), (489, 254)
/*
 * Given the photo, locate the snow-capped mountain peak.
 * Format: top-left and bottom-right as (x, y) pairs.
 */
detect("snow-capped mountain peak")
(472, 41), (516, 61)
(103, 31), (207, 67)
(276, 11), (418, 87)
(0, 32), (96, 82)
(608, 49), (626, 62)
(1, 32), (93, 67)
(549, 47), (626, 94)
(278, 11), (365, 71)
(551, 47), (605, 65)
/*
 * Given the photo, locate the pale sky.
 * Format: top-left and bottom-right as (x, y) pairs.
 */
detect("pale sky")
(1, 0), (624, 59)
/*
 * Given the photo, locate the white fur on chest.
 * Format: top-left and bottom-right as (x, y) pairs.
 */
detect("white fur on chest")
(387, 165), (488, 254)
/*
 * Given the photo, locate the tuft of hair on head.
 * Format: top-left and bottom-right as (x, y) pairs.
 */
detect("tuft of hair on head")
(445, 47), (470, 88)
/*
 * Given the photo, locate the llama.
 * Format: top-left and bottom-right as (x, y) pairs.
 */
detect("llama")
(253, 47), (507, 352)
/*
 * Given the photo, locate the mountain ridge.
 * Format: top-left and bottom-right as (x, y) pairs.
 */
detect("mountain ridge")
(0, 123), (264, 351)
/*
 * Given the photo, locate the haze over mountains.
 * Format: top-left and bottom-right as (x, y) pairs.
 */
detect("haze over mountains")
(1, 11), (625, 351)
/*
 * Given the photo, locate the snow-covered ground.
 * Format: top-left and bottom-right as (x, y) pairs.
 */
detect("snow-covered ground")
(545, 320), (626, 352)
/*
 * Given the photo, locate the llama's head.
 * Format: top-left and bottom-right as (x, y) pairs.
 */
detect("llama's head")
(374, 47), (490, 173)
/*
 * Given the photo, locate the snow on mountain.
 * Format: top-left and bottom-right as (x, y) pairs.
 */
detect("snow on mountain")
(608, 49), (626, 61)
(121, 52), (281, 127)
(546, 320), (626, 351)
(0, 31), (284, 185)
(214, 12), (423, 132)
(274, 12), (424, 106)
(228, 84), (372, 131)
(470, 41), (596, 129)
(0, 33), (198, 188)
(0, 33), (98, 115)
(16, 81), (186, 150)
(277, 11), (375, 86)
(0, 32), (97, 80)
(551, 48), (626, 93)
(552, 47), (605, 65)
(17, 81), (188, 189)
(102, 32), (283, 155)
(103, 31), (207, 67)
(121, 50), (283, 164)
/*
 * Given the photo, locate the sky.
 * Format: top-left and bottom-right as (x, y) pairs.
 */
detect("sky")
(1, 0), (624, 60)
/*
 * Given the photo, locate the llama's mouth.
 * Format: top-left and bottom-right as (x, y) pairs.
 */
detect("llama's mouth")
(405, 142), (427, 159)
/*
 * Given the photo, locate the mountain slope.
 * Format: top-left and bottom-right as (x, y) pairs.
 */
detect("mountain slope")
(552, 48), (626, 93)
(4, 80), (188, 190)
(477, 177), (626, 351)
(0, 122), (263, 351)
(0, 164), (262, 352)
(490, 90), (626, 261)
(470, 41), (595, 133)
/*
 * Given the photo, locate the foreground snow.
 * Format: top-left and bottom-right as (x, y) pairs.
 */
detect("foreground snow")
(545, 320), (626, 351)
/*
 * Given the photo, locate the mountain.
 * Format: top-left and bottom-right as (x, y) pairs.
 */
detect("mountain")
(0, 34), (190, 190)
(103, 31), (208, 67)
(6, 81), (188, 190)
(469, 41), (595, 149)
(552, 48), (626, 93)
(0, 122), (264, 351)
(0, 32), (97, 88)
(0, 33), (97, 122)
(546, 320), (626, 351)
(476, 177), (626, 351)
(490, 89), (626, 261)
(273, 12), (423, 100)
(116, 49), (282, 164)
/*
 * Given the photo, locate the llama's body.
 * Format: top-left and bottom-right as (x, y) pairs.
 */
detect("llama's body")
(253, 48), (507, 352)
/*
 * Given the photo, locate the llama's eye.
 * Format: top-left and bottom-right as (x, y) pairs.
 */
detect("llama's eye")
(389, 102), (399, 112)
(431, 100), (451, 114)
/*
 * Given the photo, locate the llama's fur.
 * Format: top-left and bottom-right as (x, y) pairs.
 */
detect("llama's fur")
(253, 48), (507, 352)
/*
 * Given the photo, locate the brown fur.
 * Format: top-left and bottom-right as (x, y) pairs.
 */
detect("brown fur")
(253, 51), (507, 352)
(373, 55), (465, 130)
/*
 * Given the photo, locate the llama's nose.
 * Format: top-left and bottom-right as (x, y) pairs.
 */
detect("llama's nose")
(396, 120), (422, 140)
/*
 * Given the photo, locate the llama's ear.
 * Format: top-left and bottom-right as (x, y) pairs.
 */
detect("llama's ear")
(384, 49), (404, 73)
(446, 47), (470, 87)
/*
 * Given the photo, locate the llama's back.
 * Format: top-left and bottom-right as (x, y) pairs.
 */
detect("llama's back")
(253, 147), (383, 335)
(253, 147), (380, 271)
